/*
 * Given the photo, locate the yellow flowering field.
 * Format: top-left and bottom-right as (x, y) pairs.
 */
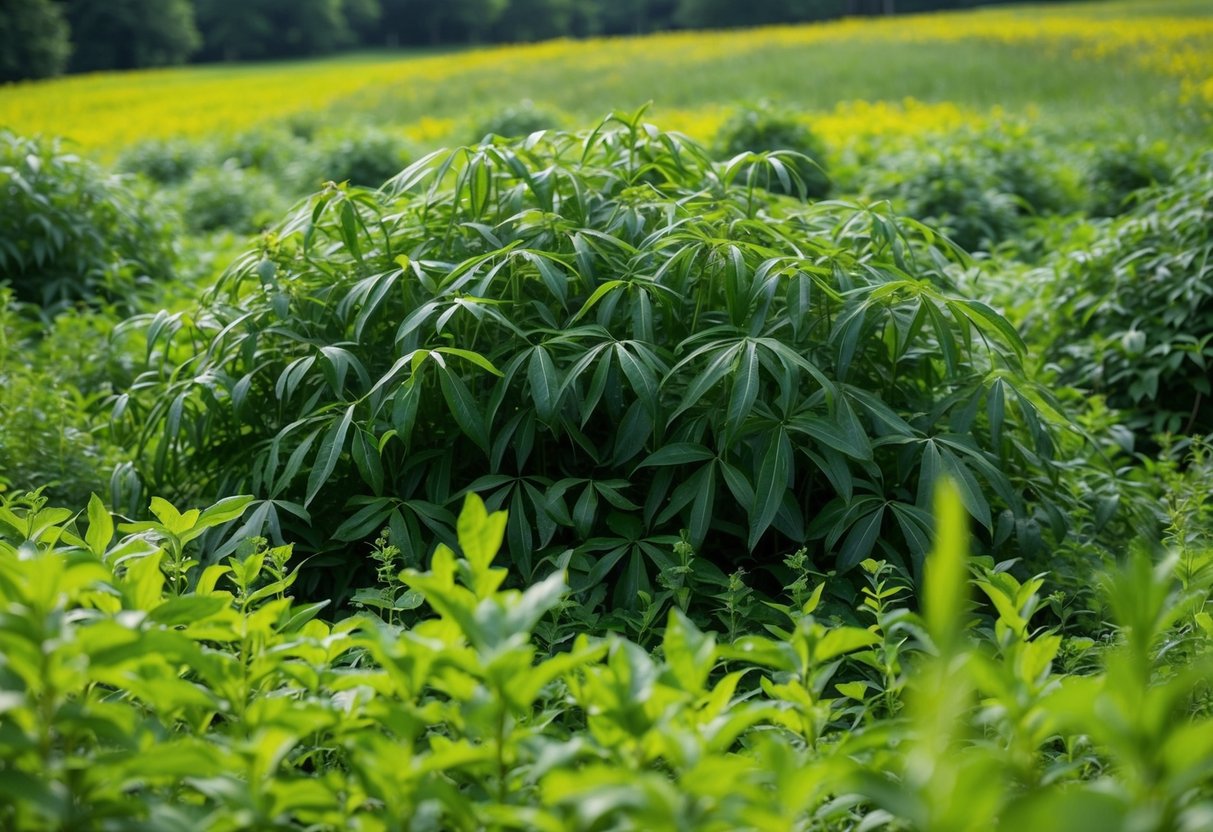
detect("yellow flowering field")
(0, 0), (1208, 155)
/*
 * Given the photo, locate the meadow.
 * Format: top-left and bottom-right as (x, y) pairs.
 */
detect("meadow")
(3, 1), (1213, 829)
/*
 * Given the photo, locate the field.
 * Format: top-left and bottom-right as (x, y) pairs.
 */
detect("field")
(3, 0), (1212, 153)
(4, 1), (1213, 829)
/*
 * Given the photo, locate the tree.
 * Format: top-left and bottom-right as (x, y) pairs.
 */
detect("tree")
(0, 0), (70, 82)
(342, 0), (383, 45)
(193, 0), (276, 61)
(492, 0), (573, 42)
(676, 0), (840, 28)
(62, 0), (200, 72)
(274, 0), (351, 56)
(595, 0), (679, 35)
(195, 0), (363, 60)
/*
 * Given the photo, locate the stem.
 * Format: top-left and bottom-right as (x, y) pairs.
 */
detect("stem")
(1185, 390), (1203, 435)
(496, 700), (509, 804)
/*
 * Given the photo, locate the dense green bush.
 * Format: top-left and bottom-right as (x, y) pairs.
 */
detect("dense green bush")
(212, 128), (310, 179)
(180, 162), (283, 233)
(305, 126), (412, 188)
(0, 294), (129, 505)
(127, 115), (1070, 603)
(117, 137), (211, 184)
(0, 132), (177, 310)
(864, 128), (1071, 252)
(712, 104), (831, 199)
(1086, 138), (1173, 218)
(1023, 154), (1213, 436)
(469, 100), (565, 142)
(1, 486), (1212, 830)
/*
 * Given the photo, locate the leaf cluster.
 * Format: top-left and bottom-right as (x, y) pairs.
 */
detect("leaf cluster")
(125, 114), (1071, 603)
(2, 487), (1213, 831)
(1021, 153), (1213, 437)
(0, 132), (178, 312)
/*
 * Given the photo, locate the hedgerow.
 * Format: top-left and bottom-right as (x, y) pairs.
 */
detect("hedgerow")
(124, 113), (1072, 602)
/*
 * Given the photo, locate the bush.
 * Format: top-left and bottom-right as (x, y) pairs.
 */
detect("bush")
(212, 127), (310, 178)
(129, 115), (1070, 604)
(304, 126), (412, 189)
(1086, 138), (1173, 217)
(863, 128), (1071, 253)
(712, 104), (831, 200)
(0, 292), (131, 505)
(117, 137), (211, 184)
(1, 487), (1212, 830)
(0, 132), (178, 310)
(1022, 154), (1213, 437)
(180, 162), (283, 233)
(470, 100), (565, 142)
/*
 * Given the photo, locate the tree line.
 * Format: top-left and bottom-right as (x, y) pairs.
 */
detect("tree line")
(3, 0), (1076, 83)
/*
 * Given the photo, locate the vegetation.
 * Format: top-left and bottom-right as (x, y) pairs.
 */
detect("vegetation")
(0, 132), (178, 311)
(3, 0), (1213, 828)
(0, 0), (69, 83)
(0, 0), (1103, 81)
(126, 116), (1067, 604)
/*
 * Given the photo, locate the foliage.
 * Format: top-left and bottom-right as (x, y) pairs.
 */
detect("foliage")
(180, 162), (283, 234)
(4, 6), (1207, 155)
(0, 294), (130, 506)
(2, 485), (1213, 830)
(861, 128), (1071, 252)
(117, 138), (211, 185)
(1086, 138), (1173, 217)
(713, 104), (832, 199)
(0, 132), (177, 311)
(126, 115), (1069, 605)
(470, 101), (565, 142)
(0, 0), (69, 83)
(193, 0), (357, 61)
(61, 0), (200, 72)
(305, 127), (412, 188)
(1021, 155), (1213, 436)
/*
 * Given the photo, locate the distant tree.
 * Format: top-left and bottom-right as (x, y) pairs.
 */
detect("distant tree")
(492, 0), (574, 42)
(274, 0), (351, 55)
(0, 0), (70, 82)
(195, 0), (363, 60)
(595, 0), (679, 34)
(676, 0), (838, 28)
(193, 0), (272, 60)
(62, 0), (199, 71)
(342, 0), (383, 44)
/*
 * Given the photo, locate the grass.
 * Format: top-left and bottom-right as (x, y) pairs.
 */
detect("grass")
(1, 0), (1209, 156)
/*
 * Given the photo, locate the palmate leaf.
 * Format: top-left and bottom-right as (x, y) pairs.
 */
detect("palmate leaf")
(132, 118), (1069, 600)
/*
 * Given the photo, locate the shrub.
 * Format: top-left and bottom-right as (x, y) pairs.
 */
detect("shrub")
(1, 486), (1212, 830)
(470, 100), (565, 142)
(1086, 138), (1173, 217)
(1022, 153), (1213, 437)
(128, 114), (1070, 603)
(863, 128), (1071, 253)
(0, 132), (177, 310)
(304, 126), (413, 189)
(0, 292), (131, 505)
(117, 137), (211, 184)
(180, 162), (283, 233)
(212, 127), (310, 179)
(712, 104), (831, 199)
